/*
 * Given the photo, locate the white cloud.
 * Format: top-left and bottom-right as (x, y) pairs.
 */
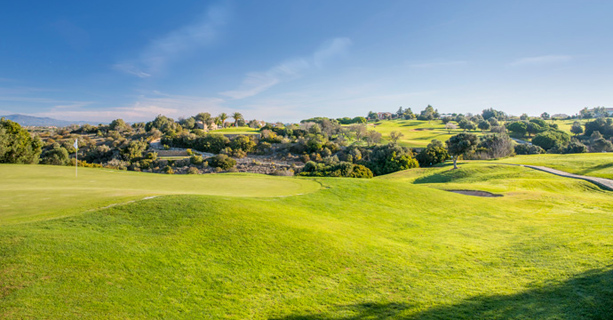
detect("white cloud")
(407, 60), (468, 68)
(220, 37), (352, 100)
(114, 4), (229, 78)
(510, 55), (572, 67)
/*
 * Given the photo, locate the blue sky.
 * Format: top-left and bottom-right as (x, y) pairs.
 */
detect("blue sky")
(1, 0), (612, 123)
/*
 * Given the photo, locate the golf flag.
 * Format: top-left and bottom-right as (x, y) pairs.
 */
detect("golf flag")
(74, 139), (79, 150)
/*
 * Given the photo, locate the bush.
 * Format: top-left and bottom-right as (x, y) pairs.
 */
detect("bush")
(190, 155), (203, 165)
(163, 166), (175, 174)
(532, 130), (570, 151)
(565, 141), (588, 154)
(416, 140), (449, 167)
(299, 161), (373, 178)
(514, 144), (545, 155)
(0, 118), (44, 164)
(207, 154), (237, 170)
(364, 144), (419, 176)
(230, 135), (256, 153)
(187, 167), (200, 174)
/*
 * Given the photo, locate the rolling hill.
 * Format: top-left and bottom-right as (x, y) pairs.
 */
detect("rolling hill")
(1, 161), (612, 319)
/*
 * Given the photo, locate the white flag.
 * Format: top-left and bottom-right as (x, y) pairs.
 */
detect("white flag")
(74, 139), (79, 150)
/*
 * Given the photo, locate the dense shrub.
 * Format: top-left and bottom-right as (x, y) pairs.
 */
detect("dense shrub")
(532, 130), (570, 151)
(0, 118), (43, 164)
(565, 141), (588, 154)
(514, 144), (545, 155)
(364, 144), (419, 176)
(299, 161), (373, 178)
(416, 140), (449, 167)
(207, 154), (236, 170)
(41, 144), (70, 165)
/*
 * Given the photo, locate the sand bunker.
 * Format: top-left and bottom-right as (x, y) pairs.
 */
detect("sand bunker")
(447, 190), (503, 197)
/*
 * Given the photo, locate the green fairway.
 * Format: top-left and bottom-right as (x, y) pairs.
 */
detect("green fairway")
(370, 120), (484, 148)
(0, 164), (320, 225)
(1, 163), (612, 319)
(211, 127), (260, 135)
(493, 153), (613, 179)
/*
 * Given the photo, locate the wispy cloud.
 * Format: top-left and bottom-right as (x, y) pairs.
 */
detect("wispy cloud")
(221, 37), (352, 100)
(36, 92), (226, 122)
(407, 60), (467, 68)
(114, 4), (229, 78)
(510, 55), (572, 67)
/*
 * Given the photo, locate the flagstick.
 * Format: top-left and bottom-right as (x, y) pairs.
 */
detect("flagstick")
(75, 149), (78, 178)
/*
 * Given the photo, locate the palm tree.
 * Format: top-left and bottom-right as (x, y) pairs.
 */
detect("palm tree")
(231, 112), (243, 127)
(218, 113), (228, 128)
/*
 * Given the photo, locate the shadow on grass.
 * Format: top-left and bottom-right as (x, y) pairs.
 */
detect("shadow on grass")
(578, 162), (613, 176)
(273, 268), (613, 319)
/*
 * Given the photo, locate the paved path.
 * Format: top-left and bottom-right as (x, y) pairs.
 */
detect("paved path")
(519, 164), (613, 191)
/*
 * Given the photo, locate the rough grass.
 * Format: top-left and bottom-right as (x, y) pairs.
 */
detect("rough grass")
(371, 120), (485, 148)
(0, 164), (320, 225)
(493, 153), (613, 179)
(1, 163), (612, 319)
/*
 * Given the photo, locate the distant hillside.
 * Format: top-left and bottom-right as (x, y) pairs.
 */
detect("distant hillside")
(0, 114), (98, 127)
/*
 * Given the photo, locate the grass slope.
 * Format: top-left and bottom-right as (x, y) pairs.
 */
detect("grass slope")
(1, 163), (613, 318)
(371, 120), (484, 148)
(493, 153), (613, 179)
(0, 164), (320, 225)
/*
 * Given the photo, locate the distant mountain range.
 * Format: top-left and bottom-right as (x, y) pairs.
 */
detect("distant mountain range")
(0, 114), (100, 127)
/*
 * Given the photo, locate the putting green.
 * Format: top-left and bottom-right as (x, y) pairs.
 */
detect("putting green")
(0, 164), (321, 225)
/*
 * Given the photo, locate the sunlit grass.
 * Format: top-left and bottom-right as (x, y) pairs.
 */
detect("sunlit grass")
(1, 162), (612, 318)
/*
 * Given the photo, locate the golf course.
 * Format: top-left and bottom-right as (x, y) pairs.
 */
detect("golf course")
(1, 156), (612, 319)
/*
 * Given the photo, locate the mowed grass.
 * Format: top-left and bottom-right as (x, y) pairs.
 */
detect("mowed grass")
(371, 120), (484, 148)
(211, 127), (260, 135)
(493, 153), (613, 179)
(0, 164), (320, 225)
(1, 163), (612, 318)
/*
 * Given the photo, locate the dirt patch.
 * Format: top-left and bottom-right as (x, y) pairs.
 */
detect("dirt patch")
(446, 190), (503, 197)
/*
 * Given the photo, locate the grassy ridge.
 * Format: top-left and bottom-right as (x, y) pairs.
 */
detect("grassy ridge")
(1, 164), (612, 318)
(0, 164), (320, 225)
(371, 120), (484, 148)
(493, 153), (613, 179)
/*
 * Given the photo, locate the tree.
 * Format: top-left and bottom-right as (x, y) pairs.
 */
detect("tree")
(458, 118), (476, 131)
(570, 121), (584, 135)
(109, 118), (130, 132)
(389, 131), (404, 144)
(416, 139), (449, 167)
(478, 120), (491, 132)
(367, 111), (378, 121)
(365, 130), (382, 146)
(195, 112), (211, 124)
(446, 133), (479, 169)
(218, 113), (228, 128)
(418, 105), (438, 122)
(482, 108), (506, 120)
(231, 112), (244, 127)
(532, 130), (570, 151)
(445, 122), (458, 133)
(520, 113), (529, 120)
(351, 124), (368, 144)
(364, 144), (419, 175)
(506, 121), (527, 137)
(0, 118), (43, 164)
(41, 143), (71, 165)
(541, 112), (550, 120)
